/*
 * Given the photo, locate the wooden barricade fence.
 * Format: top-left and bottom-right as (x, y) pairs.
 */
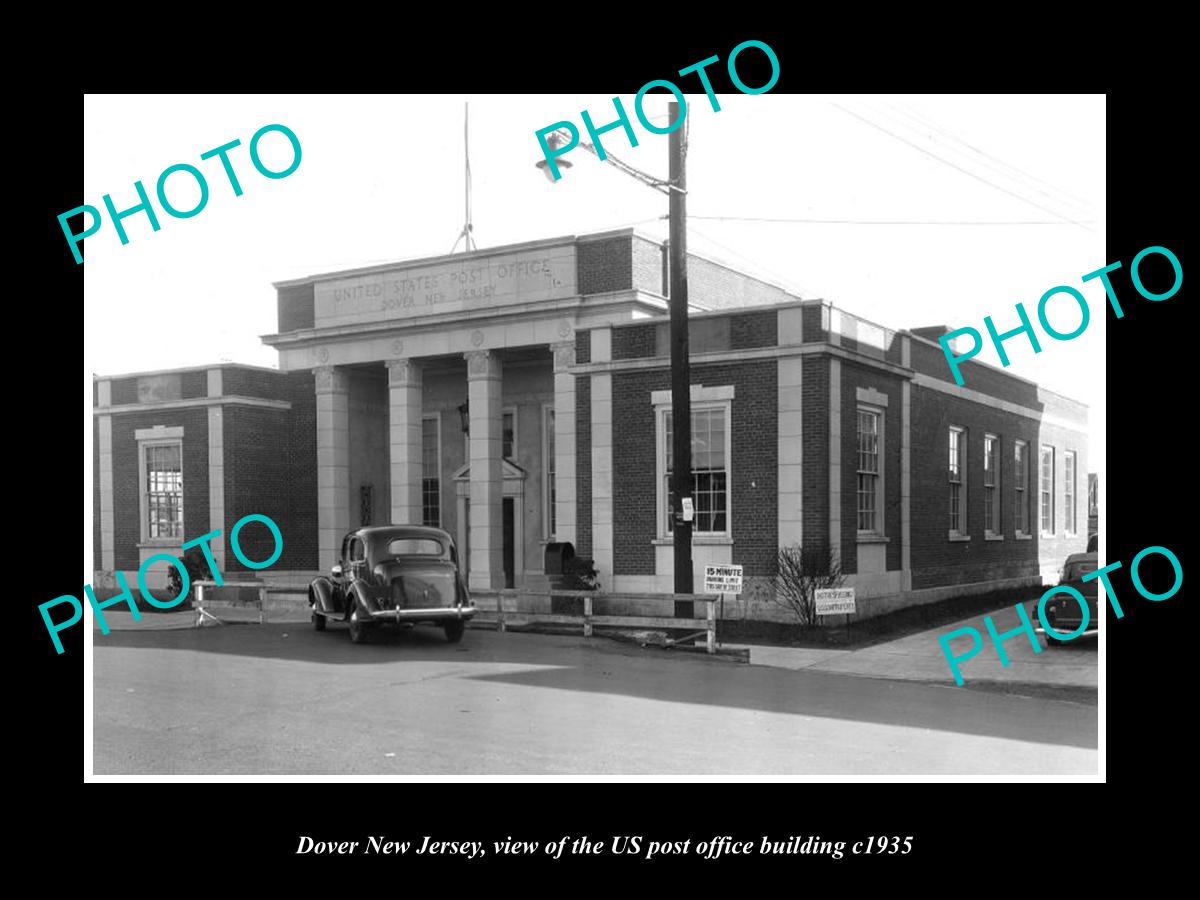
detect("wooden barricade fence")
(475, 589), (717, 654)
(194, 580), (267, 626)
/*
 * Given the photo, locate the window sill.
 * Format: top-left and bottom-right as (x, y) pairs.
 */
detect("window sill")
(948, 533), (972, 542)
(1041, 532), (1057, 540)
(653, 536), (733, 546)
(138, 539), (181, 549)
(856, 534), (890, 544)
(1015, 533), (1034, 541)
(984, 533), (1004, 542)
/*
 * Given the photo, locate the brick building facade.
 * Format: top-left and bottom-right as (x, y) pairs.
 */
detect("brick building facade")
(92, 229), (1089, 619)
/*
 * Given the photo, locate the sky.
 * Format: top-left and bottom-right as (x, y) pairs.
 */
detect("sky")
(83, 93), (1105, 468)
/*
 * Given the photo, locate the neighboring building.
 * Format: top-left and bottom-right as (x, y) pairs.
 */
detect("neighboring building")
(91, 230), (1089, 620)
(1088, 472), (1099, 539)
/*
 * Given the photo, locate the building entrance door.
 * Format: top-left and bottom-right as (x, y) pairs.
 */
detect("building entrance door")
(503, 498), (515, 588)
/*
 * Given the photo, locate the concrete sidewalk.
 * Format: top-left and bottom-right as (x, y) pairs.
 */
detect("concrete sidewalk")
(728, 599), (1097, 693)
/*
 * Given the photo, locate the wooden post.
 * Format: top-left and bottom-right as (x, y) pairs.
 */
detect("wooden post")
(706, 599), (715, 654)
(583, 593), (593, 638)
(258, 585), (266, 625)
(498, 592), (506, 633)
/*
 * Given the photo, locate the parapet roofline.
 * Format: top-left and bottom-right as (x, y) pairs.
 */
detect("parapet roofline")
(92, 362), (283, 381)
(274, 229), (657, 289)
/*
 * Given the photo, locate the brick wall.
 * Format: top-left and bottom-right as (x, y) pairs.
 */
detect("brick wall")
(612, 324), (657, 360)
(284, 372), (318, 569)
(575, 376), (591, 558)
(277, 283), (315, 333)
(730, 311), (777, 350)
(908, 384), (1041, 589)
(575, 330), (590, 365)
(111, 378), (138, 405)
(611, 372), (657, 575)
(631, 234), (664, 295)
(911, 336), (1042, 408)
(577, 235), (632, 295)
(181, 370), (207, 399)
(110, 409), (209, 571)
(802, 305), (826, 343)
(223, 366), (290, 401)
(686, 254), (795, 310)
(839, 361), (905, 573)
(223, 405), (295, 572)
(609, 360), (778, 577)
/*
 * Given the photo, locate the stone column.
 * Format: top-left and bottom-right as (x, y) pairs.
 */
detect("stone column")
(465, 350), (504, 589)
(315, 365), (350, 573)
(551, 341), (577, 545)
(387, 358), (423, 525)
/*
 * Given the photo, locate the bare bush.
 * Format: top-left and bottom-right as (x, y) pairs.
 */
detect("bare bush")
(771, 544), (846, 626)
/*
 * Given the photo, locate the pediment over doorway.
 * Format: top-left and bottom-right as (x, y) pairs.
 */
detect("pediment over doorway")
(452, 458), (527, 483)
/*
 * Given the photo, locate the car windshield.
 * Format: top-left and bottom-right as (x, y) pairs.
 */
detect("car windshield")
(390, 571), (457, 607)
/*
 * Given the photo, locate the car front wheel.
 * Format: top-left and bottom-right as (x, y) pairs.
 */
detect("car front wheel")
(444, 620), (465, 643)
(349, 610), (368, 644)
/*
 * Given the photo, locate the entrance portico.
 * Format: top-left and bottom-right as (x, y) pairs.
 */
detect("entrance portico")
(264, 232), (670, 587)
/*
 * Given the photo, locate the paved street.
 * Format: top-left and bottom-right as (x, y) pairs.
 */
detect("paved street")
(93, 618), (1097, 777)
(730, 598), (1098, 702)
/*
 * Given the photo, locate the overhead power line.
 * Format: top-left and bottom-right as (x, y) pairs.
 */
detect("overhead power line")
(686, 215), (1085, 226)
(882, 101), (1095, 215)
(829, 102), (1094, 233)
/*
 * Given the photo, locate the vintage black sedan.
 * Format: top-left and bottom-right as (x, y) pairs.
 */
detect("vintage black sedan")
(308, 525), (476, 644)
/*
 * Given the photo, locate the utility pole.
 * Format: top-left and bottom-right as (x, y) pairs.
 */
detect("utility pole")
(667, 100), (693, 612)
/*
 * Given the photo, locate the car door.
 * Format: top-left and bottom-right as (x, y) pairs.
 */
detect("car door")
(347, 535), (369, 585)
(333, 532), (355, 611)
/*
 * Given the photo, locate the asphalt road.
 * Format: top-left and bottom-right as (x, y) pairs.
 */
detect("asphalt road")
(92, 622), (1098, 776)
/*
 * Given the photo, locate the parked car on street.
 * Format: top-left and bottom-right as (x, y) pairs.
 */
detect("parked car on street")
(1043, 543), (1099, 646)
(308, 525), (476, 645)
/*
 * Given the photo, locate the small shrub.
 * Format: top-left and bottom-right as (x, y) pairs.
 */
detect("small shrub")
(771, 543), (846, 626)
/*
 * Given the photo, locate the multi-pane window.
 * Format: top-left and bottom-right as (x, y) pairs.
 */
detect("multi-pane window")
(544, 407), (556, 538)
(664, 406), (728, 534)
(949, 427), (966, 535)
(857, 408), (882, 534)
(502, 410), (516, 460)
(422, 416), (440, 528)
(1014, 440), (1030, 535)
(1041, 445), (1055, 535)
(145, 443), (183, 539)
(1065, 450), (1077, 535)
(984, 434), (1000, 535)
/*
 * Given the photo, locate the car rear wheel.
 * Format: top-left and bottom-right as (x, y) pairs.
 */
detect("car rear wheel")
(444, 620), (465, 643)
(349, 610), (368, 644)
(313, 610), (326, 632)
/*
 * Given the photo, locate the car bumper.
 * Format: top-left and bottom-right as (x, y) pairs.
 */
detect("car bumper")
(366, 606), (477, 623)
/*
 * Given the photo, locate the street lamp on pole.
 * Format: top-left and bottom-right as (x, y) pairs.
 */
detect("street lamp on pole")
(536, 102), (694, 602)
